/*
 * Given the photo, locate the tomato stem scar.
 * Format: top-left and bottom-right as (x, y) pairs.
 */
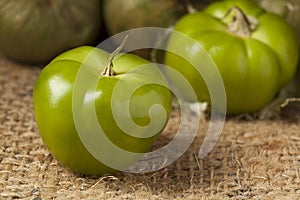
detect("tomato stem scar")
(222, 6), (257, 37)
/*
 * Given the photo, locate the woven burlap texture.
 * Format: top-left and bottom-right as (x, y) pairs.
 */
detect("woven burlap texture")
(1, 56), (300, 200)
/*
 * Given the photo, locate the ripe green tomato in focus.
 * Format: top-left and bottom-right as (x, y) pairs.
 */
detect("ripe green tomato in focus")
(33, 46), (172, 176)
(165, 0), (299, 114)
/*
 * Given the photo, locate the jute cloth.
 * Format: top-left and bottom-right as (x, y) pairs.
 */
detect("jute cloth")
(1, 56), (300, 199)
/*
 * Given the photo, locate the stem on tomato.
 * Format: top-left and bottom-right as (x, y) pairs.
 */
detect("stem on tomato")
(101, 35), (129, 77)
(222, 6), (256, 37)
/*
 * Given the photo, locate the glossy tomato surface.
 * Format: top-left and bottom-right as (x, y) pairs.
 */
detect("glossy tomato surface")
(165, 0), (299, 114)
(33, 46), (172, 175)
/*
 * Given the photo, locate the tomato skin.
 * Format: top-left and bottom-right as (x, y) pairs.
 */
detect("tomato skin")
(102, 0), (225, 36)
(165, 0), (299, 114)
(33, 47), (172, 176)
(0, 0), (103, 64)
(253, 0), (300, 45)
(103, 0), (187, 35)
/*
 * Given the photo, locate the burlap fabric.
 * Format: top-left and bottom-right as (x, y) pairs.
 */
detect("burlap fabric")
(1, 56), (300, 199)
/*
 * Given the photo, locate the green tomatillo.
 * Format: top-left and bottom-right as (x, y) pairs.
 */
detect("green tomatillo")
(0, 0), (103, 64)
(164, 0), (299, 114)
(33, 46), (172, 176)
(253, 0), (300, 44)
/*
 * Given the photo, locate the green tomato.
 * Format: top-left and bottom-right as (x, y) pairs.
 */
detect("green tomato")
(165, 0), (299, 114)
(33, 46), (172, 176)
(103, 0), (187, 35)
(253, 0), (300, 44)
(0, 0), (103, 64)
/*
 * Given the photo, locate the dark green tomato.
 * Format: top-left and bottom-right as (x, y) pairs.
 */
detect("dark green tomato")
(165, 0), (299, 114)
(103, 0), (188, 60)
(33, 46), (172, 176)
(102, 0), (221, 60)
(103, 0), (224, 35)
(103, 0), (187, 35)
(0, 0), (103, 64)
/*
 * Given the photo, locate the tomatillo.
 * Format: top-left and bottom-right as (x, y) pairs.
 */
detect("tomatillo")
(165, 0), (299, 114)
(33, 46), (172, 176)
(0, 0), (103, 64)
